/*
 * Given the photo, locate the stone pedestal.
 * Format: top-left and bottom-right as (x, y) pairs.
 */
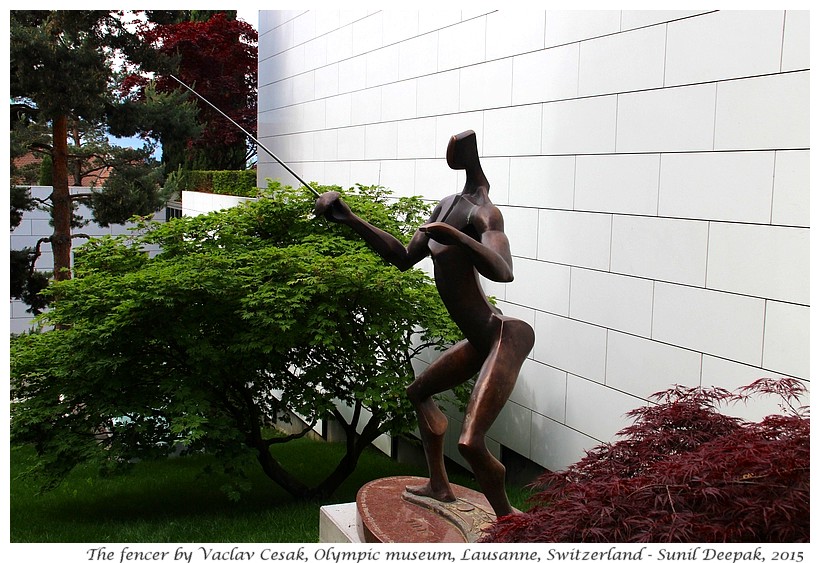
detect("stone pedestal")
(319, 502), (364, 543)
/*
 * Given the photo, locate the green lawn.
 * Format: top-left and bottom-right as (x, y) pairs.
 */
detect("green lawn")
(10, 438), (530, 543)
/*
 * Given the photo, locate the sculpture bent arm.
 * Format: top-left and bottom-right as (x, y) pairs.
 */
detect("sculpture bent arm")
(420, 204), (513, 283)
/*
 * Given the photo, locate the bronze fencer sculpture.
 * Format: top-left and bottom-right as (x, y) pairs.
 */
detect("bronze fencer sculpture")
(315, 130), (535, 517)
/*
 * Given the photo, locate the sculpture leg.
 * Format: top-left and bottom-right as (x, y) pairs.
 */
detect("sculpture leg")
(458, 318), (535, 517)
(406, 339), (485, 502)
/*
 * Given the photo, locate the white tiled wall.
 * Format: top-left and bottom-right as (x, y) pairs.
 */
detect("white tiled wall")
(257, 10), (810, 472)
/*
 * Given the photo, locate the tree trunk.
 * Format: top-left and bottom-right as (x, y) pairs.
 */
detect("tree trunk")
(70, 124), (83, 186)
(252, 406), (385, 500)
(309, 407), (384, 499)
(51, 114), (72, 282)
(256, 443), (311, 498)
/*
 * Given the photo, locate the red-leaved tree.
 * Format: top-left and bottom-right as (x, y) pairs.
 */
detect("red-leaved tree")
(137, 12), (257, 170)
(483, 378), (809, 543)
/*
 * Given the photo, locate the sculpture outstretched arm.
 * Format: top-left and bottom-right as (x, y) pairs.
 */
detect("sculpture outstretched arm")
(315, 191), (430, 271)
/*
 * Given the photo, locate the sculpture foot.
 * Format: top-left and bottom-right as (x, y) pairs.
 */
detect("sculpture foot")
(401, 483), (497, 542)
(405, 481), (457, 503)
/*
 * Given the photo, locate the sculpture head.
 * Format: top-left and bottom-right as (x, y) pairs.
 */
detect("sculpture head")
(446, 130), (480, 171)
(446, 130), (488, 192)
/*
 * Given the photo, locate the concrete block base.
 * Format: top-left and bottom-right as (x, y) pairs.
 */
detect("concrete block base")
(319, 502), (364, 543)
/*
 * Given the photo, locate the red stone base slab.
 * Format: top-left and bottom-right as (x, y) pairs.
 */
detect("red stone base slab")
(356, 476), (496, 543)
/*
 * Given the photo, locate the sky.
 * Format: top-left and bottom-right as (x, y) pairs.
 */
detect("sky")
(236, 7), (258, 30)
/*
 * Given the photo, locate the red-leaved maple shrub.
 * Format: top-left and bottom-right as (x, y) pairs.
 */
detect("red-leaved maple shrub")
(483, 378), (809, 543)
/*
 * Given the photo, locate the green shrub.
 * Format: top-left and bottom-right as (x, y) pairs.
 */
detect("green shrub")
(169, 169), (257, 197)
(211, 169), (257, 196)
(11, 183), (462, 501)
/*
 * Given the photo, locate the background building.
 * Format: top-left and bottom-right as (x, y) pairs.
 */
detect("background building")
(258, 9), (809, 474)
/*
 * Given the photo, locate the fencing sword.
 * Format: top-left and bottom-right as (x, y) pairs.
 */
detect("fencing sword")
(169, 74), (321, 198)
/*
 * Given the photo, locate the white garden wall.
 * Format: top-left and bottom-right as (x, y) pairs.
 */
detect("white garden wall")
(181, 190), (255, 217)
(256, 10), (810, 472)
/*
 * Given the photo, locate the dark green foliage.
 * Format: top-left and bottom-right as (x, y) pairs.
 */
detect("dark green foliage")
(482, 378), (809, 543)
(10, 185), (36, 230)
(90, 162), (170, 226)
(107, 82), (202, 170)
(11, 184), (463, 500)
(10, 11), (130, 121)
(37, 155), (53, 186)
(9, 248), (52, 315)
(212, 170), (258, 197)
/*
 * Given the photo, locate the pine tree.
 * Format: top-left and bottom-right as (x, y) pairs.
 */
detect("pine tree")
(9, 10), (195, 310)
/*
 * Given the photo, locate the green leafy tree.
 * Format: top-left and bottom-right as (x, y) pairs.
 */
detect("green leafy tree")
(11, 184), (465, 500)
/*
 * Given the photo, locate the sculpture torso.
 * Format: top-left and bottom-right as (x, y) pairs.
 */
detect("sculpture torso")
(427, 193), (502, 354)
